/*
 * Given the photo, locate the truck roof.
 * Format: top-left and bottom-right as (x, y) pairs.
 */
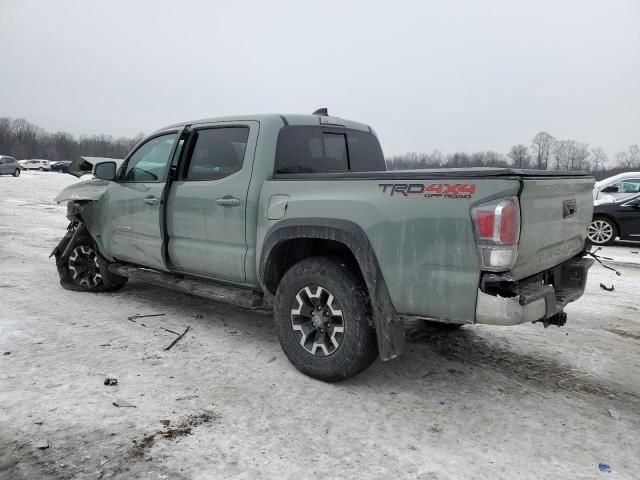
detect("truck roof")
(157, 113), (372, 134)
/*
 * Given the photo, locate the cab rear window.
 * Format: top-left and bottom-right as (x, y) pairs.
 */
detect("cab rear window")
(275, 126), (385, 174)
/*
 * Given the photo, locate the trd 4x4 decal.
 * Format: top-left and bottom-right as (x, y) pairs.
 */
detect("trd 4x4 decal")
(379, 183), (476, 199)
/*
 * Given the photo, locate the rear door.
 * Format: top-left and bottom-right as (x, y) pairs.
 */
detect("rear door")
(101, 132), (179, 270)
(513, 176), (594, 279)
(166, 121), (258, 283)
(616, 195), (640, 239)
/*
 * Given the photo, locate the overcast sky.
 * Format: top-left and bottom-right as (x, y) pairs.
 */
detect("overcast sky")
(1, 0), (638, 156)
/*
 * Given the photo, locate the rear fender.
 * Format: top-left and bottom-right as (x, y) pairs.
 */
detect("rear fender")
(260, 218), (405, 361)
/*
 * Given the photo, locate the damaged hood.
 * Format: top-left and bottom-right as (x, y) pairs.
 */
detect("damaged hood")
(67, 156), (123, 178)
(55, 179), (112, 203)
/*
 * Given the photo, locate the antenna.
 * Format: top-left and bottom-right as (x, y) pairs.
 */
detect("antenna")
(312, 108), (328, 116)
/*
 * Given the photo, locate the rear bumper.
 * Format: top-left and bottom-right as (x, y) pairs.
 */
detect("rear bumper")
(475, 256), (594, 326)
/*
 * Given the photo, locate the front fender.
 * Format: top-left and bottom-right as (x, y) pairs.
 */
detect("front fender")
(54, 179), (111, 203)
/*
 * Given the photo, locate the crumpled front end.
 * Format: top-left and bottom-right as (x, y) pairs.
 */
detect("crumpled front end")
(475, 256), (594, 327)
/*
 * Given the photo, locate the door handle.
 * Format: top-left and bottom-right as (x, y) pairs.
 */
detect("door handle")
(144, 196), (159, 205)
(216, 196), (241, 207)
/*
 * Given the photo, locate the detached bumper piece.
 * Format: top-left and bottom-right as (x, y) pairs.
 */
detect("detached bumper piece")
(475, 256), (594, 327)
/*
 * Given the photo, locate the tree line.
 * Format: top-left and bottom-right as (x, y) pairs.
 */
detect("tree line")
(387, 131), (640, 181)
(1, 117), (638, 182)
(0, 117), (144, 161)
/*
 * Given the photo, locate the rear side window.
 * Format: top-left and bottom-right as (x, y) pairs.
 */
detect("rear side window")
(275, 126), (385, 174)
(185, 127), (249, 181)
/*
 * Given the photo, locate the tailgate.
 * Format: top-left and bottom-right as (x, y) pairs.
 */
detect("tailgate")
(512, 176), (594, 279)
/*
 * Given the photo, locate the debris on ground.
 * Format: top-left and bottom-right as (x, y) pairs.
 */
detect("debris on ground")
(128, 313), (166, 322)
(163, 325), (190, 351)
(113, 399), (136, 408)
(266, 356), (276, 363)
(32, 439), (49, 450)
(607, 409), (621, 419)
(3, 351), (10, 356)
(104, 377), (118, 386)
(132, 413), (218, 456)
(631, 251), (638, 254)
(599, 463), (612, 473)
(175, 394), (198, 401)
(599, 283), (615, 292)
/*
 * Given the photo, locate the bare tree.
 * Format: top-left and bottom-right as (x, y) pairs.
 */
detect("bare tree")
(508, 144), (531, 168)
(531, 131), (555, 169)
(615, 145), (640, 168)
(590, 147), (608, 173)
(554, 140), (591, 171)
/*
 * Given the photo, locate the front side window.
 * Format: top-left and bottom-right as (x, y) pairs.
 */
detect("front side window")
(185, 127), (249, 181)
(123, 133), (177, 182)
(617, 179), (640, 194)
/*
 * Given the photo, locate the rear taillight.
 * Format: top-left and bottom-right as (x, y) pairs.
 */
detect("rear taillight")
(471, 196), (521, 271)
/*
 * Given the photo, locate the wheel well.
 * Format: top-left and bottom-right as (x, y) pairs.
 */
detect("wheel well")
(262, 238), (363, 295)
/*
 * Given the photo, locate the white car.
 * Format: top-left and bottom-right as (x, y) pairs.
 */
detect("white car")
(593, 172), (640, 202)
(21, 159), (51, 171)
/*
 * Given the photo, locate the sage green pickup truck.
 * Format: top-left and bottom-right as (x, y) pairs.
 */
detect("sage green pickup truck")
(52, 111), (595, 381)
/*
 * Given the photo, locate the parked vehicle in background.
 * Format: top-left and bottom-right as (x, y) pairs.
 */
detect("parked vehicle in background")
(0, 156), (21, 176)
(588, 192), (640, 245)
(21, 159), (50, 171)
(50, 160), (73, 173)
(51, 111), (595, 381)
(593, 172), (640, 201)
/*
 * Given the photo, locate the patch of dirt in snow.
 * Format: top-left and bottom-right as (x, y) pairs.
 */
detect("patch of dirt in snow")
(132, 413), (220, 456)
(607, 328), (640, 341)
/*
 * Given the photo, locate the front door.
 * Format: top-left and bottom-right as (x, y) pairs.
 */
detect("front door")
(166, 121), (258, 283)
(101, 132), (178, 270)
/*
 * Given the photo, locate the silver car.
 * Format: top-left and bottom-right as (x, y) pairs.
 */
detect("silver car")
(0, 156), (20, 176)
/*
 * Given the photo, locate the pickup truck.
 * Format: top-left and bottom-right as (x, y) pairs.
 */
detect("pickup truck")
(52, 111), (595, 382)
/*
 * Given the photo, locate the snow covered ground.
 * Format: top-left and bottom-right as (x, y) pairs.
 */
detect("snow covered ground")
(1, 172), (639, 480)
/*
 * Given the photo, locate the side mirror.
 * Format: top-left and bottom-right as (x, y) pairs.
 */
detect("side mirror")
(94, 161), (117, 181)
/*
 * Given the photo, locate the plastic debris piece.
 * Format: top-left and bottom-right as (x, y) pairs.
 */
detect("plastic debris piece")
(599, 283), (614, 292)
(33, 439), (49, 450)
(104, 378), (118, 386)
(607, 409), (620, 419)
(113, 399), (136, 408)
(598, 463), (611, 473)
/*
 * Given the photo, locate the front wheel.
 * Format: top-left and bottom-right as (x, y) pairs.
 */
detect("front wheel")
(274, 256), (378, 382)
(588, 217), (617, 245)
(55, 230), (127, 292)
(13, 169), (20, 177)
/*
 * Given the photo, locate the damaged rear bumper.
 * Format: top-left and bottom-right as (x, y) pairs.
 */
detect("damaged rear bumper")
(475, 257), (594, 326)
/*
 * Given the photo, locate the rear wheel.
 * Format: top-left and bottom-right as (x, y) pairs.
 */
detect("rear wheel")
(56, 231), (127, 292)
(274, 256), (378, 382)
(13, 169), (20, 177)
(588, 217), (617, 245)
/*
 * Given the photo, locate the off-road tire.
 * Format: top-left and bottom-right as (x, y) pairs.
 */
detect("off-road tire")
(588, 216), (618, 246)
(56, 230), (127, 292)
(274, 256), (378, 382)
(13, 169), (20, 177)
